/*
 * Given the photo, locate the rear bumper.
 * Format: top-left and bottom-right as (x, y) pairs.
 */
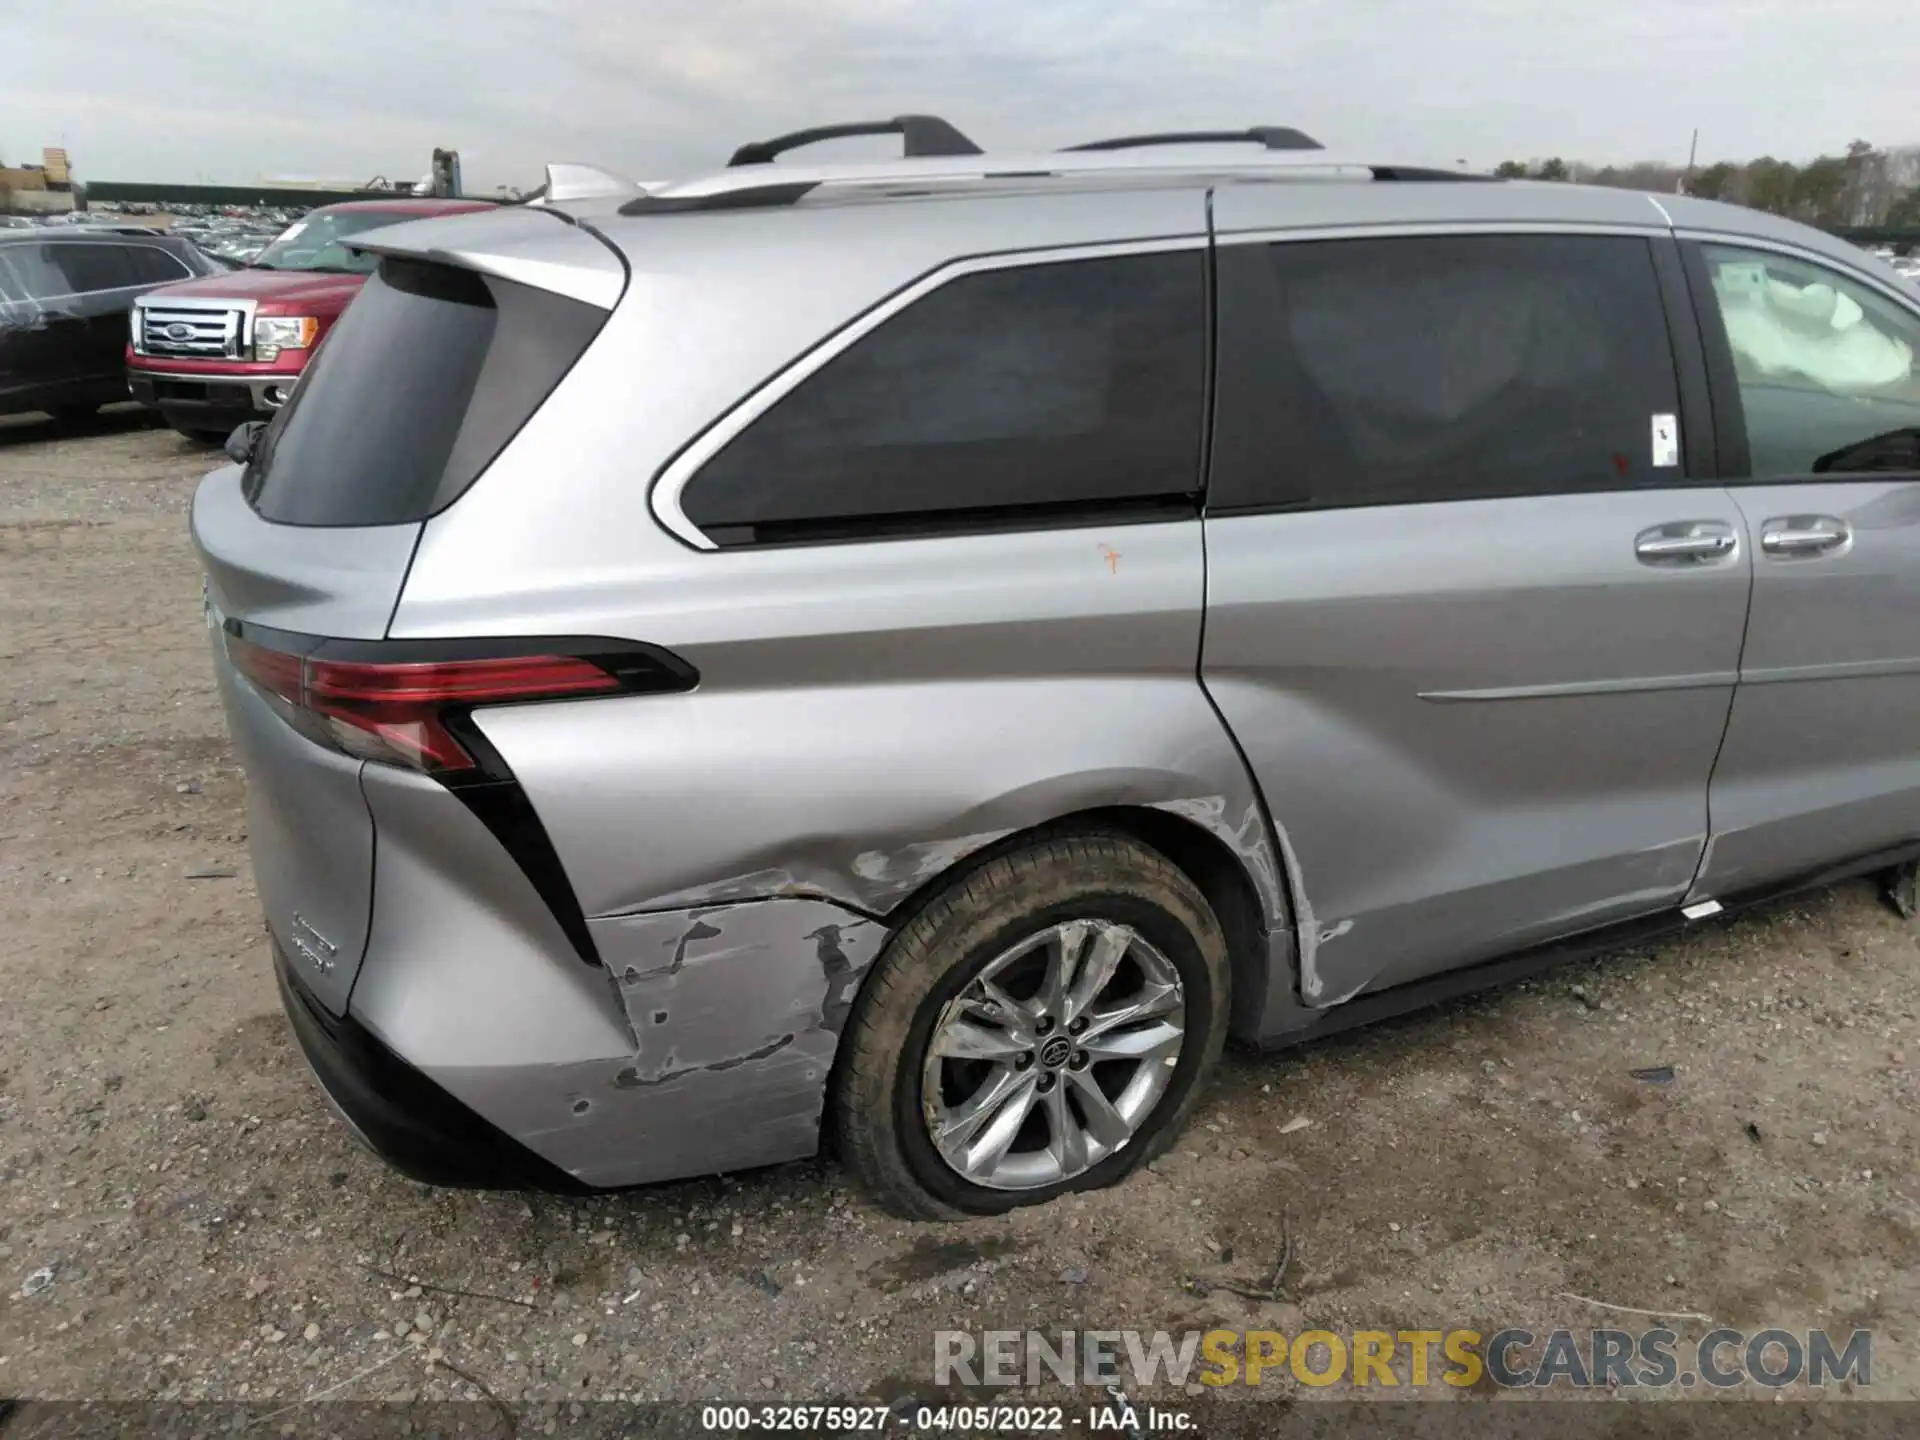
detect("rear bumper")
(275, 942), (586, 1191)
(127, 369), (292, 426)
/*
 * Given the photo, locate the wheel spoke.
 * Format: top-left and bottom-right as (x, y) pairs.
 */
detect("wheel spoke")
(1068, 1070), (1134, 1151)
(1038, 921), (1092, 1022)
(971, 975), (1037, 1041)
(963, 1072), (1040, 1176)
(1065, 923), (1130, 1022)
(1078, 980), (1181, 1043)
(1080, 1018), (1184, 1063)
(931, 1017), (1029, 1062)
(934, 1063), (1022, 1154)
(1044, 1082), (1089, 1177)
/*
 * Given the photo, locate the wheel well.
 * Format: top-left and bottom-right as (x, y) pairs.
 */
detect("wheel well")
(877, 805), (1283, 1044)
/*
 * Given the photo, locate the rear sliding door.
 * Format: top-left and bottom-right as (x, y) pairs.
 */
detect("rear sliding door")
(1201, 214), (1750, 1005)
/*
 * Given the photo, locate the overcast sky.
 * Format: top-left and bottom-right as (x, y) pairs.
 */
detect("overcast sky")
(5, 0), (1917, 191)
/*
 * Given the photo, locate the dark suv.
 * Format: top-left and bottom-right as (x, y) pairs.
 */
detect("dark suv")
(0, 229), (220, 425)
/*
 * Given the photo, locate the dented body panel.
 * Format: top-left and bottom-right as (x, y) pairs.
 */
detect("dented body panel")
(463, 515), (1284, 929)
(1201, 494), (1748, 1004)
(348, 762), (890, 1185)
(438, 900), (885, 1188)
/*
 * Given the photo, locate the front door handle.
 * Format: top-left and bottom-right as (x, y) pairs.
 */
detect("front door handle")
(1760, 515), (1849, 559)
(1636, 521), (1738, 565)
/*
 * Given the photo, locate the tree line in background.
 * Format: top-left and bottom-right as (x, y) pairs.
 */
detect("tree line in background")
(1493, 141), (1920, 229)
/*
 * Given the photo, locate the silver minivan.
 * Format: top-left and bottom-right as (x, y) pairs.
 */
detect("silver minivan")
(192, 120), (1920, 1219)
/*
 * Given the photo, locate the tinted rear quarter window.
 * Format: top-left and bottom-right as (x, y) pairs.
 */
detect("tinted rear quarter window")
(245, 257), (605, 527)
(125, 246), (192, 284)
(680, 250), (1207, 546)
(0, 245), (83, 303)
(1210, 234), (1682, 511)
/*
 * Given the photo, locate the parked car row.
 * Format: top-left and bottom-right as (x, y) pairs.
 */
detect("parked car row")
(0, 198), (491, 438)
(184, 120), (1920, 1218)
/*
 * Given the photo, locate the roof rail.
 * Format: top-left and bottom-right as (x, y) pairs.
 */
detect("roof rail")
(728, 115), (982, 167)
(613, 146), (1479, 218)
(1063, 127), (1323, 154)
(623, 180), (821, 215)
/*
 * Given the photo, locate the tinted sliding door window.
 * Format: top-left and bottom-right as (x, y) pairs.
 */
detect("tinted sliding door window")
(1696, 243), (1920, 477)
(1210, 233), (1684, 511)
(679, 250), (1208, 546)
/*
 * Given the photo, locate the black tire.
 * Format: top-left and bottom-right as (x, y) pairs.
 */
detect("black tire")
(835, 832), (1230, 1220)
(170, 423), (231, 446)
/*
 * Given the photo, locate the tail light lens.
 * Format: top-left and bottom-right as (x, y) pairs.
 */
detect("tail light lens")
(224, 630), (681, 775)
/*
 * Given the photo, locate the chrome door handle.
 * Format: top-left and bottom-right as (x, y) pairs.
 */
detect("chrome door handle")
(1760, 516), (1849, 558)
(1636, 522), (1738, 565)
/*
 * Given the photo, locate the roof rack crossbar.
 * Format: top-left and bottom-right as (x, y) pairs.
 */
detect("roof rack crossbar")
(1063, 127), (1323, 154)
(728, 115), (983, 167)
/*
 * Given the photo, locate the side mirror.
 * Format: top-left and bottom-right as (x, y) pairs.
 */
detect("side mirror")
(225, 420), (265, 466)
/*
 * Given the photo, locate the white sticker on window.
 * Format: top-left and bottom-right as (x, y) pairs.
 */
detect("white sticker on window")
(1652, 413), (1679, 468)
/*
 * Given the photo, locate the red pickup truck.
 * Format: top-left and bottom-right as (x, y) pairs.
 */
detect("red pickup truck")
(127, 197), (493, 442)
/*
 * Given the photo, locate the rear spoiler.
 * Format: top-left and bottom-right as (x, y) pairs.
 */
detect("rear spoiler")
(346, 205), (628, 309)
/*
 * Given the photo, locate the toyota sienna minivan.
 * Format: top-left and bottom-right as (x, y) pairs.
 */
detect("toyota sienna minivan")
(191, 119), (1920, 1219)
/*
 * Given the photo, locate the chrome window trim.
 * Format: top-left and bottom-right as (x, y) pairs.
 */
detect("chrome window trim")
(1673, 228), (1920, 322)
(1211, 218), (1670, 247)
(648, 236), (1209, 552)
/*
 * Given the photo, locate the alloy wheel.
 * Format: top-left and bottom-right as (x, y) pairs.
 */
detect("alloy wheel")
(919, 918), (1186, 1191)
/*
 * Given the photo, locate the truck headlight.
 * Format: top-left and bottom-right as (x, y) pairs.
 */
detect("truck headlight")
(129, 308), (144, 350)
(253, 316), (318, 361)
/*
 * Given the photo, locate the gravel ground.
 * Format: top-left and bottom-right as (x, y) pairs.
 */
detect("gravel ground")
(1, 409), (1916, 1414)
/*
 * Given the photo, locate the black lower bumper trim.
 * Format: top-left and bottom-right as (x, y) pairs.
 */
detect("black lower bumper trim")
(275, 945), (588, 1192)
(127, 373), (273, 426)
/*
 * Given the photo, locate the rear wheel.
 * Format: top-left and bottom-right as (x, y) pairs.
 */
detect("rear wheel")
(835, 832), (1229, 1220)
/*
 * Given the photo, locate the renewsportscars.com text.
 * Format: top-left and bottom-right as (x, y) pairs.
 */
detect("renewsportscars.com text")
(934, 1326), (1871, 1390)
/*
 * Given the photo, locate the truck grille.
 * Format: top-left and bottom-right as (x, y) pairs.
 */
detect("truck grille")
(136, 303), (248, 359)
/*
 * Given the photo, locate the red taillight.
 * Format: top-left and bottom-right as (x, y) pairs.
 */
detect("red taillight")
(226, 634), (622, 773)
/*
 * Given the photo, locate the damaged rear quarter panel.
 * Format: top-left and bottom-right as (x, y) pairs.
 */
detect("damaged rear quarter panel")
(595, 900), (884, 1086)
(351, 766), (891, 1187)
(405, 900), (886, 1189)
(465, 530), (1291, 947)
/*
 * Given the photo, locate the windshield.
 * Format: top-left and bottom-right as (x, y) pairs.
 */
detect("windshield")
(250, 211), (409, 274)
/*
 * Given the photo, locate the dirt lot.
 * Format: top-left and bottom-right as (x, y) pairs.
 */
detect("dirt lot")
(1, 409), (1916, 1415)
